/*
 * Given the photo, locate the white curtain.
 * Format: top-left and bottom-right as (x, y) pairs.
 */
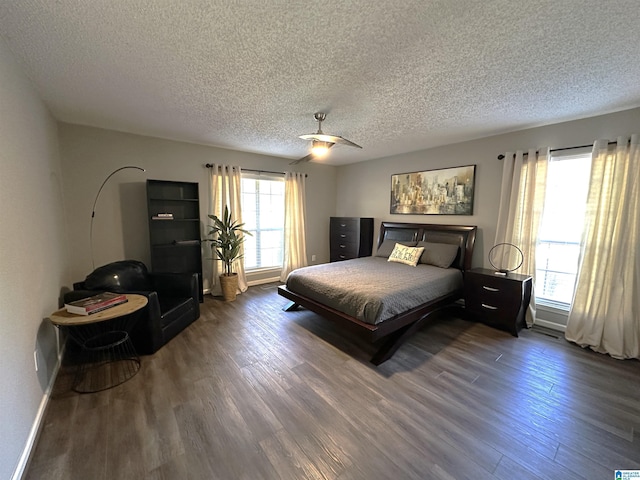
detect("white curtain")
(565, 135), (640, 359)
(280, 172), (308, 282)
(208, 164), (248, 295)
(495, 148), (549, 327)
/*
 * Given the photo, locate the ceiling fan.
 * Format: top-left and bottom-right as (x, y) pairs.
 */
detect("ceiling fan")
(290, 112), (362, 165)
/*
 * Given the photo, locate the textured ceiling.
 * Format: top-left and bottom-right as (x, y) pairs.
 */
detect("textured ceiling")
(1, 1), (640, 166)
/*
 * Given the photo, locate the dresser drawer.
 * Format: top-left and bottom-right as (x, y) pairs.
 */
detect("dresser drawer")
(330, 218), (359, 239)
(330, 238), (358, 251)
(331, 229), (359, 243)
(330, 239), (358, 261)
(331, 217), (359, 230)
(331, 252), (357, 262)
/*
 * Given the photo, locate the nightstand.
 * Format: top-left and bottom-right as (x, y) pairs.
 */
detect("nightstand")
(464, 268), (533, 336)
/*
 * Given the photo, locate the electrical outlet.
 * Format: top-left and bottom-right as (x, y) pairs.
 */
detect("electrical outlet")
(311, 254), (317, 262)
(33, 351), (38, 372)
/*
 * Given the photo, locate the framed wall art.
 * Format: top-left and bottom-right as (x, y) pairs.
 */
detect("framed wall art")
(390, 164), (476, 215)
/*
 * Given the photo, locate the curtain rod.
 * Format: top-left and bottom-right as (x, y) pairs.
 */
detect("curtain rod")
(204, 164), (307, 177)
(497, 140), (623, 160)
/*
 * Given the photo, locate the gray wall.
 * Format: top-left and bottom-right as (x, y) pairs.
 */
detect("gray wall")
(58, 123), (337, 287)
(0, 38), (68, 479)
(336, 107), (640, 268)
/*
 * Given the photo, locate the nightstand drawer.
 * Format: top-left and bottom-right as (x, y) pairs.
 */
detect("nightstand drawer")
(466, 273), (521, 294)
(465, 301), (516, 325)
(465, 280), (521, 312)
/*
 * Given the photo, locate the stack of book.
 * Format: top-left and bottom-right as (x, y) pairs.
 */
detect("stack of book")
(151, 213), (174, 220)
(65, 292), (128, 315)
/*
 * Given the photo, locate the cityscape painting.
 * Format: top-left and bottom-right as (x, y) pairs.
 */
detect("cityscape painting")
(390, 164), (476, 215)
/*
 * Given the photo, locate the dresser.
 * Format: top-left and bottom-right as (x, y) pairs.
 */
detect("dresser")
(464, 268), (533, 336)
(330, 217), (374, 262)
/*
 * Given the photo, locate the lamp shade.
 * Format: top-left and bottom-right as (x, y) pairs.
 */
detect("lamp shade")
(310, 140), (330, 158)
(488, 242), (523, 274)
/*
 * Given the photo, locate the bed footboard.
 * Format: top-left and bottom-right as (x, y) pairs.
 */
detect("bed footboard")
(278, 284), (462, 364)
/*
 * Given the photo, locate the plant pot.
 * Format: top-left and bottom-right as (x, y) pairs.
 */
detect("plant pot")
(219, 273), (238, 301)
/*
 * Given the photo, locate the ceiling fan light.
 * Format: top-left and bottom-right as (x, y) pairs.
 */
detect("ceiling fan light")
(311, 140), (330, 158)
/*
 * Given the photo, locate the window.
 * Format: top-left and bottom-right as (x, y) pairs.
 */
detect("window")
(535, 150), (591, 309)
(241, 173), (285, 270)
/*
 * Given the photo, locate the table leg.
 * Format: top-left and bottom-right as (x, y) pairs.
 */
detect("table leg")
(61, 313), (142, 393)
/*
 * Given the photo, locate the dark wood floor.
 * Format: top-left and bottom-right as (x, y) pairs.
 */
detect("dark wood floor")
(27, 283), (640, 479)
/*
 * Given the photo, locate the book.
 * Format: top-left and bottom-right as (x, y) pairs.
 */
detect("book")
(65, 292), (128, 315)
(152, 213), (174, 220)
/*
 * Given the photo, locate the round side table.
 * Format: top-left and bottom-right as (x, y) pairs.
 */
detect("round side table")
(50, 294), (148, 393)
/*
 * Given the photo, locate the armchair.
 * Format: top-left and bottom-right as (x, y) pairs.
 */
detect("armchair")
(66, 260), (200, 354)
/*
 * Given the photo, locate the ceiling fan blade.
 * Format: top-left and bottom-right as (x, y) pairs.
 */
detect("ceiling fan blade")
(289, 153), (313, 165)
(328, 135), (362, 149)
(299, 133), (362, 149)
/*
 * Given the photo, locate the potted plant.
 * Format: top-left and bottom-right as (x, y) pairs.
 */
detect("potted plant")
(206, 206), (252, 301)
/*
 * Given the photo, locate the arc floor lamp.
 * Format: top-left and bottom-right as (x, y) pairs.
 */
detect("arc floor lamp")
(90, 166), (146, 270)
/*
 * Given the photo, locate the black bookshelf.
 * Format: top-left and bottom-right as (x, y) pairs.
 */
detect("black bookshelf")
(147, 180), (203, 301)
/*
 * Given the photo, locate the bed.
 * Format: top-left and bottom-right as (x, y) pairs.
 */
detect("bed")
(278, 222), (477, 365)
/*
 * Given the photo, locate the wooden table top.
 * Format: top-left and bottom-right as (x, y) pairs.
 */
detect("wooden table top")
(49, 293), (148, 326)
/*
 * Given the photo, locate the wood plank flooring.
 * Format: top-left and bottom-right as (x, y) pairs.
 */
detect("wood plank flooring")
(26, 283), (640, 479)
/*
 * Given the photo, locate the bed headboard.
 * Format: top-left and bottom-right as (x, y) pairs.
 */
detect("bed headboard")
(377, 222), (477, 271)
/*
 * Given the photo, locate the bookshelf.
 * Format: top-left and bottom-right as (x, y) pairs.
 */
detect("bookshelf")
(147, 179), (203, 301)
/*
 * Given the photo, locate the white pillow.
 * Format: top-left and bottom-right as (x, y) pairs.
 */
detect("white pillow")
(388, 243), (425, 267)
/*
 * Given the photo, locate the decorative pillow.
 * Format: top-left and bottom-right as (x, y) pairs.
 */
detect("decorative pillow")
(417, 241), (459, 268)
(387, 243), (425, 267)
(375, 239), (417, 258)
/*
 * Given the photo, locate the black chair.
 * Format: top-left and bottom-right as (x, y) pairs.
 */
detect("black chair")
(66, 260), (200, 354)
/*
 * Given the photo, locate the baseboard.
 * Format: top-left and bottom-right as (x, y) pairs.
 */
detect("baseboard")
(12, 346), (64, 480)
(247, 276), (281, 287)
(534, 318), (566, 333)
(202, 276), (280, 296)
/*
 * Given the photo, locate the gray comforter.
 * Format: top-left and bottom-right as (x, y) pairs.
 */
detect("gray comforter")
(285, 257), (463, 325)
